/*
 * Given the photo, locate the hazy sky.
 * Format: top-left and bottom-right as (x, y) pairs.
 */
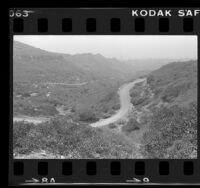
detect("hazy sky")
(14, 35), (197, 60)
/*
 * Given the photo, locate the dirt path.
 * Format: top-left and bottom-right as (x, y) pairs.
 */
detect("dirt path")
(44, 82), (87, 86)
(13, 116), (50, 125)
(90, 78), (146, 127)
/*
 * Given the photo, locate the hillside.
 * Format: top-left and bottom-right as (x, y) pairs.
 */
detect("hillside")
(129, 60), (197, 159)
(13, 41), (149, 122)
(147, 60), (197, 106)
(13, 41), (148, 159)
(13, 41), (197, 159)
(14, 41), (141, 83)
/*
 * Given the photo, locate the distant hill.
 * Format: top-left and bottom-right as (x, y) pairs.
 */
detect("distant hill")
(122, 58), (190, 72)
(147, 60), (197, 106)
(14, 41), (84, 83)
(13, 41), (145, 84)
(14, 41), (50, 56)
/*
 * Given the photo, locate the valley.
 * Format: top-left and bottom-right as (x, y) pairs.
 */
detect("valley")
(13, 41), (197, 159)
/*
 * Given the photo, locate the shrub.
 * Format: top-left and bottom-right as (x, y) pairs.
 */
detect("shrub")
(161, 82), (192, 103)
(37, 103), (58, 116)
(21, 93), (30, 97)
(78, 109), (98, 122)
(13, 116), (137, 159)
(112, 103), (120, 110)
(71, 106), (76, 112)
(161, 85), (180, 102)
(121, 118), (140, 134)
(131, 96), (143, 105)
(102, 92), (115, 102)
(108, 124), (117, 129)
(101, 105), (109, 113)
(147, 75), (155, 85)
(13, 122), (34, 144)
(13, 121), (43, 154)
(117, 119), (126, 125)
(142, 102), (197, 159)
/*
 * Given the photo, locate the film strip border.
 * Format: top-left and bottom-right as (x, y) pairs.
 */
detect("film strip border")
(13, 160), (195, 176)
(9, 8), (200, 34)
(10, 160), (200, 185)
(9, 8), (200, 185)
(11, 16), (197, 33)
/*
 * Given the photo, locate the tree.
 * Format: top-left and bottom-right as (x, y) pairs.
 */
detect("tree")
(78, 109), (98, 122)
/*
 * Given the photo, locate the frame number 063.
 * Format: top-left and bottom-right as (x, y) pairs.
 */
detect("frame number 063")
(9, 10), (34, 18)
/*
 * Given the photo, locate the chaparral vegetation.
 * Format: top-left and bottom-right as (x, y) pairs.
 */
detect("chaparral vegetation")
(13, 41), (197, 159)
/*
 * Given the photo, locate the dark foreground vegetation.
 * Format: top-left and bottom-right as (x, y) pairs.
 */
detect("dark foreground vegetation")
(141, 102), (197, 159)
(129, 60), (197, 159)
(121, 118), (140, 134)
(13, 117), (136, 159)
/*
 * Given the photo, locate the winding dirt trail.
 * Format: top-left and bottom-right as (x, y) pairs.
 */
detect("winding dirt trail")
(13, 116), (50, 124)
(44, 82), (87, 86)
(90, 78), (146, 127)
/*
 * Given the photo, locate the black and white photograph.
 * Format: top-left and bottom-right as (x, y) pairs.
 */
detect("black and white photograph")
(13, 35), (197, 159)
